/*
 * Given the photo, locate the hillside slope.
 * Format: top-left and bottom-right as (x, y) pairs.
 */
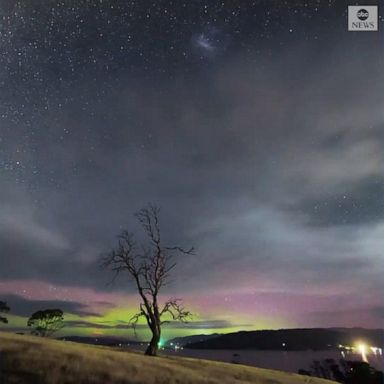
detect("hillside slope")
(0, 332), (336, 384)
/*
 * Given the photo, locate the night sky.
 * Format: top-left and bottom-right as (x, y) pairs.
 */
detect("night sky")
(0, 0), (383, 340)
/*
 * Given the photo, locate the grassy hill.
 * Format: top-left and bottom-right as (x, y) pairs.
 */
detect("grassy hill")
(0, 332), (336, 384)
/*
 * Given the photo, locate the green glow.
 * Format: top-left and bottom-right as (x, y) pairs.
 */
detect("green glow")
(0, 303), (291, 340)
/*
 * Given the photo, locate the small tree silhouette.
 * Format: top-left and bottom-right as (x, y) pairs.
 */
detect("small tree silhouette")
(0, 301), (10, 324)
(27, 309), (64, 337)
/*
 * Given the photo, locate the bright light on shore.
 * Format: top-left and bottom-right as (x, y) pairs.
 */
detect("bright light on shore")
(339, 342), (382, 361)
(357, 343), (366, 354)
(355, 342), (368, 362)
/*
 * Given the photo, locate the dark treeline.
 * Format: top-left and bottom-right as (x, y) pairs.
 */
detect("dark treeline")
(299, 359), (383, 384)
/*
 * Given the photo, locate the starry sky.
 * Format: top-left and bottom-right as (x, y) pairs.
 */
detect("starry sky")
(0, 0), (383, 340)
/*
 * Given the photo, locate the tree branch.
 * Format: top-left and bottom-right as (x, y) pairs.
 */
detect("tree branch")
(160, 298), (191, 324)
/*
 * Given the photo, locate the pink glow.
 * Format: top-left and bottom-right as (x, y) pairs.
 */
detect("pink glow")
(0, 279), (381, 329)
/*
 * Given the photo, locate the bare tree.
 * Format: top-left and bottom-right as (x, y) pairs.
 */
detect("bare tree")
(102, 204), (194, 356)
(0, 301), (10, 324)
(27, 309), (64, 337)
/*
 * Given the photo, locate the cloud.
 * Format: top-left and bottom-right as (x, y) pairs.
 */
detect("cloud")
(164, 320), (250, 330)
(305, 307), (384, 329)
(284, 178), (384, 227)
(64, 319), (246, 331)
(0, 186), (69, 251)
(0, 29), (383, 328)
(65, 320), (120, 329)
(0, 214), (69, 251)
(0, 294), (97, 318)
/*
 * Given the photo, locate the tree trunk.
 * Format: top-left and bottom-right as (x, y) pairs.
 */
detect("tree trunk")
(145, 328), (160, 356)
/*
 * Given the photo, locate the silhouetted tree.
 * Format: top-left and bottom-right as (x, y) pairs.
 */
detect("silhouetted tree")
(327, 358), (345, 382)
(344, 361), (383, 384)
(301, 359), (383, 384)
(102, 204), (194, 356)
(0, 301), (10, 324)
(27, 309), (64, 337)
(310, 360), (322, 378)
(298, 369), (311, 376)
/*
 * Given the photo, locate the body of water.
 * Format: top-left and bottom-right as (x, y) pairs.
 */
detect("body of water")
(159, 348), (384, 374)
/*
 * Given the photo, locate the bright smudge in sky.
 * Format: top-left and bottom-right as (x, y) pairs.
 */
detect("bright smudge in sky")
(193, 34), (215, 52)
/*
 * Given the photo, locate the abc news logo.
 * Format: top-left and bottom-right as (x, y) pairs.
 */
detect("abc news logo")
(348, 6), (378, 31)
(357, 9), (369, 20)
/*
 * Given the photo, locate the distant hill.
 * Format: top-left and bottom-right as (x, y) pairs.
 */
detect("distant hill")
(165, 333), (220, 347)
(185, 328), (384, 350)
(58, 335), (142, 347)
(60, 334), (219, 349)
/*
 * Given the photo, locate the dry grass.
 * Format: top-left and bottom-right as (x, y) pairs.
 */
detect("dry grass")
(0, 332), (336, 384)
